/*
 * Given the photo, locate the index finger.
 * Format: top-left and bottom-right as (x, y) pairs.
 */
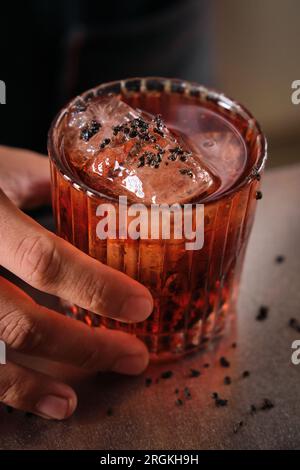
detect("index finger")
(0, 190), (153, 322)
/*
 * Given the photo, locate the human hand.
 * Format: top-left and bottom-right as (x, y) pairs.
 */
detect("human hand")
(0, 146), (153, 420)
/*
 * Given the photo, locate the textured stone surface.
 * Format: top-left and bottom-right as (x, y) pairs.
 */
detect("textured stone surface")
(0, 164), (299, 450)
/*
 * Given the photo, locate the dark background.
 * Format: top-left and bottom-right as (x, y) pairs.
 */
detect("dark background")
(0, 0), (211, 152)
(0, 0), (299, 165)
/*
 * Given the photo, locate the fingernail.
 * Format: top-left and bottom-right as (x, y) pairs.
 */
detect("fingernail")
(35, 395), (72, 420)
(120, 296), (153, 322)
(112, 354), (149, 375)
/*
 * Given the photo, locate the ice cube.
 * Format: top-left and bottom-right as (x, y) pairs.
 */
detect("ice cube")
(190, 130), (247, 197)
(63, 96), (220, 204)
(63, 96), (140, 169)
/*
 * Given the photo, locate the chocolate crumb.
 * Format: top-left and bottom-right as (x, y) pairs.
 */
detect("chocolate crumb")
(275, 255), (285, 264)
(113, 125), (122, 135)
(261, 398), (274, 411)
(220, 356), (230, 368)
(231, 342), (237, 349)
(255, 190), (263, 200)
(179, 168), (194, 178)
(189, 368), (201, 378)
(242, 370), (250, 378)
(288, 317), (300, 332)
(250, 404), (257, 415)
(256, 305), (269, 321)
(175, 388), (179, 395)
(145, 377), (152, 387)
(184, 387), (192, 400)
(233, 421), (244, 434)
(100, 137), (111, 149)
(212, 392), (219, 399)
(251, 167), (261, 181)
(129, 130), (138, 138)
(161, 370), (173, 380)
(224, 376), (232, 385)
(153, 128), (165, 137)
(203, 363), (210, 368)
(80, 120), (101, 142)
(74, 99), (87, 112)
(215, 397), (228, 408)
(175, 398), (183, 407)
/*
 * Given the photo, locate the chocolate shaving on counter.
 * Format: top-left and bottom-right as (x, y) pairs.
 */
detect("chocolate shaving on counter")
(224, 376), (232, 385)
(80, 119), (102, 141)
(161, 370), (173, 380)
(215, 398), (228, 407)
(184, 387), (192, 400)
(211, 393), (228, 408)
(256, 306), (269, 321)
(220, 356), (230, 368)
(249, 399), (274, 415)
(175, 398), (184, 407)
(145, 377), (152, 387)
(189, 368), (201, 378)
(261, 398), (274, 411)
(255, 190), (263, 200)
(289, 318), (300, 332)
(233, 421), (244, 434)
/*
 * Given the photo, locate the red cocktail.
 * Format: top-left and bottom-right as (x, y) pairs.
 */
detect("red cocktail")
(48, 77), (266, 361)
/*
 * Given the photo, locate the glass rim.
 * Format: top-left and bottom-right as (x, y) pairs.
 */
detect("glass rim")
(48, 76), (268, 205)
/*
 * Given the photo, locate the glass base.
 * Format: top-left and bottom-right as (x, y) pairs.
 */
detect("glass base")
(60, 299), (233, 362)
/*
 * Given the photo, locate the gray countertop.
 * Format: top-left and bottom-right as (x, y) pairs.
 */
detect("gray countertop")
(0, 164), (300, 450)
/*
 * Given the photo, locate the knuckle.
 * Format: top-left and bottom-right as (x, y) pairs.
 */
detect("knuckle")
(16, 234), (62, 289)
(0, 309), (41, 353)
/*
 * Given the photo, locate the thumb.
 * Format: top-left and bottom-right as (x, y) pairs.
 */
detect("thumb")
(0, 146), (51, 209)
